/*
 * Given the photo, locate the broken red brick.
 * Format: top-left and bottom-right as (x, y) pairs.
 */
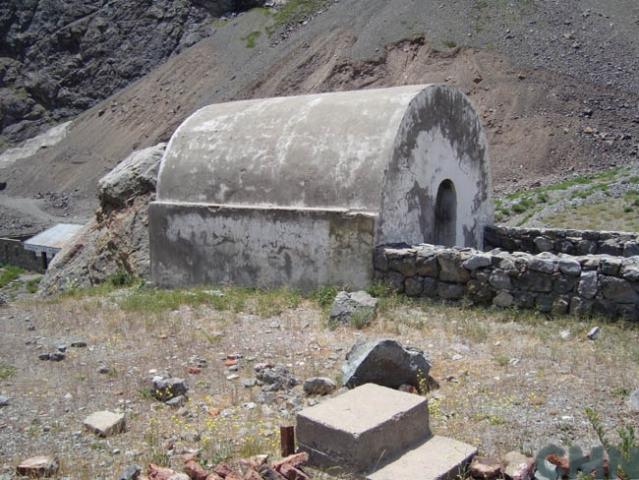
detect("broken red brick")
(470, 456), (502, 479)
(546, 454), (569, 477)
(213, 463), (234, 478)
(273, 452), (309, 471)
(503, 451), (534, 480)
(186, 366), (202, 375)
(243, 469), (263, 480)
(184, 460), (209, 480)
(148, 464), (178, 480)
(225, 472), (243, 480)
(205, 475), (224, 480)
(277, 464), (309, 480)
(258, 466), (286, 480)
(224, 359), (238, 367)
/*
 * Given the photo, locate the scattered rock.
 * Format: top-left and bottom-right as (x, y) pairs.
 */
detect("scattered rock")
(98, 365), (111, 374)
(341, 338), (431, 389)
(470, 456), (502, 479)
(241, 378), (257, 388)
(329, 291), (378, 327)
(303, 377), (337, 396)
(83, 410), (126, 437)
(166, 395), (187, 408)
(151, 376), (189, 401)
(70, 340), (88, 348)
(118, 464), (142, 480)
(587, 326), (601, 340)
(256, 365), (299, 391)
(503, 451), (534, 480)
(0, 395), (9, 407)
(16, 456), (59, 477)
(184, 460), (209, 480)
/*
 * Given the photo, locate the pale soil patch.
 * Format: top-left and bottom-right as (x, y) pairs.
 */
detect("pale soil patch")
(0, 287), (638, 478)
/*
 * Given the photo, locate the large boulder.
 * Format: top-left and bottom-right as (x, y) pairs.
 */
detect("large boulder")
(329, 291), (378, 327)
(98, 143), (166, 210)
(341, 339), (431, 389)
(38, 143), (165, 294)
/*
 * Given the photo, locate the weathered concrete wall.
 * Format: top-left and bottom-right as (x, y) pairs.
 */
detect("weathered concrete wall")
(150, 202), (375, 290)
(151, 85), (492, 289)
(379, 85), (492, 247)
(374, 244), (639, 320)
(485, 225), (639, 257)
(0, 237), (44, 272)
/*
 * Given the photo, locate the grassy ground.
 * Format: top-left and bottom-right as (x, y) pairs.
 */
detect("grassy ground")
(496, 166), (639, 229)
(1, 284), (638, 478)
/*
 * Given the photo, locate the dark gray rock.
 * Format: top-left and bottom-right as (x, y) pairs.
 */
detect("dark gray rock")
(438, 251), (470, 283)
(529, 254), (557, 274)
(493, 291), (514, 308)
(515, 271), (553, 293)
(415, 248), (440, 277)
(0, 395), (9, 407)
(578, 271), (599, 299)
(151, 376), (188, 401)
(329, 291), (378, 326)
(489, 269), (511, 290)
(600, 276), (639, 303)
(342, 338), (431, 389)
(256, 365), (298, 391)
(437, 282), (465, 300)
(118, 464), (141, 480)
(404, 276), (424, 297)
(386, 249), (417, 276)
(534, 236), (554, 252)
(462, 254), (492, 271)
(558, 257), (581, 276)
(303, 377), (337, 396)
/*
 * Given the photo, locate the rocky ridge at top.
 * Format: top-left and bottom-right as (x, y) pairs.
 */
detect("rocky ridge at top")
(0, 0), (264, 144)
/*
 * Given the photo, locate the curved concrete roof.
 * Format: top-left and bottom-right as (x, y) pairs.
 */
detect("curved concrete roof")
(157, 85), (446, 211)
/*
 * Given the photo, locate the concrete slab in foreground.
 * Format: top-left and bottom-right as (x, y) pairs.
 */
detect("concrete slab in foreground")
(367, 435), (477, 480)
(296, 383), (431, 472)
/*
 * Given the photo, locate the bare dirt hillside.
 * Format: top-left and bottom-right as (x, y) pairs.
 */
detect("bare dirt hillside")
(1, 0), (638, 235)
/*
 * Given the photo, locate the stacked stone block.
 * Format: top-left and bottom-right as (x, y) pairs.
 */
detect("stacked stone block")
(374, 244), (639, 320)
(485, 225), (639, 257)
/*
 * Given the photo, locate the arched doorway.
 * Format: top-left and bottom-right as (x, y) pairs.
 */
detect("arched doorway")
(434, 179), (457, 246)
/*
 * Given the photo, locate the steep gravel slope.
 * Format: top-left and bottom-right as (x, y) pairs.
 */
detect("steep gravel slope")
(0, 0), (263, 144)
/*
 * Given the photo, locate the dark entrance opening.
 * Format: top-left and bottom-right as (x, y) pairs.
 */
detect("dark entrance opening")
(434, 179), (457, 246)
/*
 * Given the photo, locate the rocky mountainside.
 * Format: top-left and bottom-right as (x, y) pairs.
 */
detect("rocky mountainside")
(0, 0), (262, 145)
(1, 0), (638, 237)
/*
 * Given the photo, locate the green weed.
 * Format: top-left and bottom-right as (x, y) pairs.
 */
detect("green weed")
(0, 265), (23, 288)
(243, 30), (262, 48)
(0, 362), (16, 380)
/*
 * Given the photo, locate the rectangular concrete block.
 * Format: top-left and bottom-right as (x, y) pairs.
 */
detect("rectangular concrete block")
(296, 383), (431, 473)
(367, 435), (477, 480)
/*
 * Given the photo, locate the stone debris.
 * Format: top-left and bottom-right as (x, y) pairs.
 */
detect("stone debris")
(469, 456), (502, 479)
(16, 455), (59, 477)
(142, 453), (309, 480)
(255, 364), (299, 391)
(0, 394), (9, 407)
(83, 410), (126, 437)
(502, 451), (535, 480)
(38, 351), (65, 361)
(303, 377), (337, 396)
(587, 326), (601, 340)
(341, 338), (431, 389)
(329, 291), (378, 327)
(151, 376), (189, 402)
(118, 464), (142, 480)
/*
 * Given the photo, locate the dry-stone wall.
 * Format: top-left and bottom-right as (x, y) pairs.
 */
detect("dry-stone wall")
(374, 244), (639, 320)
(485, 225), (639, 257)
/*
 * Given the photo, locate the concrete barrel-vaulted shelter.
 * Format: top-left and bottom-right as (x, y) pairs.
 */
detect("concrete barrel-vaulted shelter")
(150, 84), (493, 290)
